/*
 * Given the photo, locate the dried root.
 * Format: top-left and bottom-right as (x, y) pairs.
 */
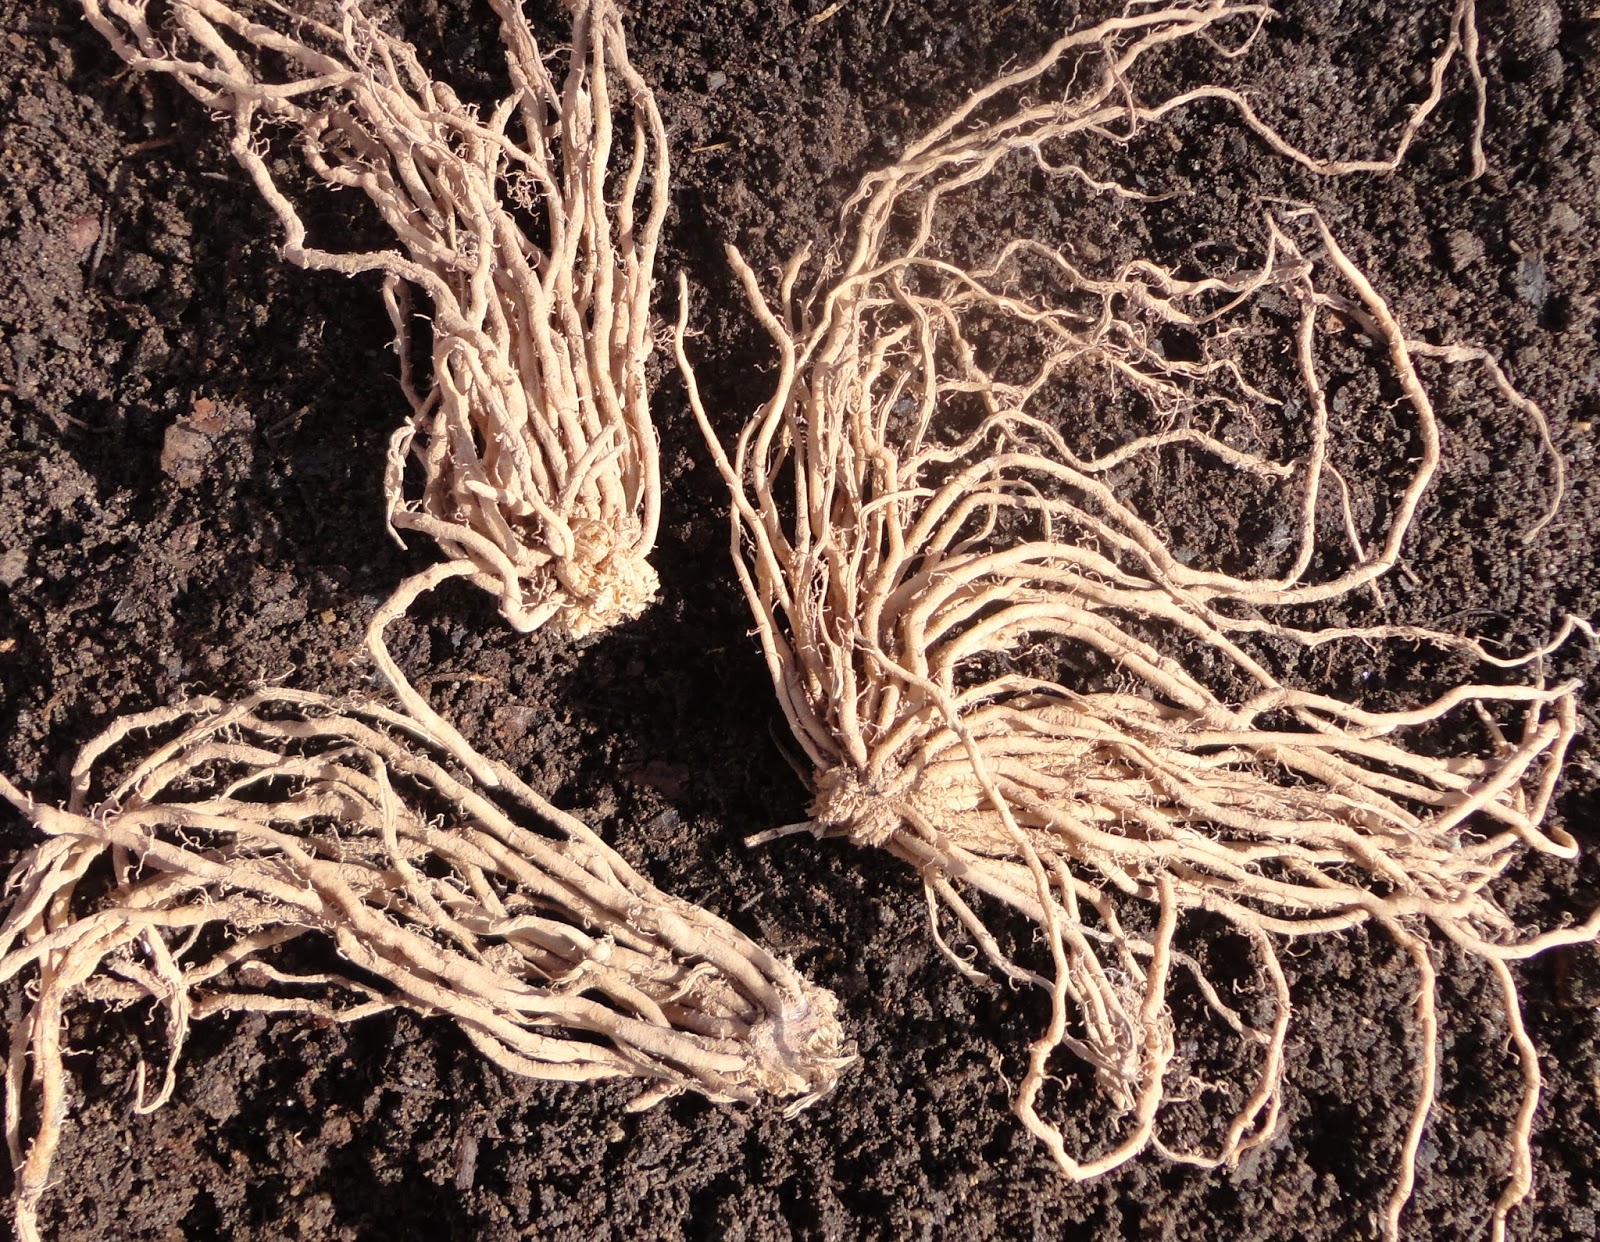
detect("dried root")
(678, 3), (1589, 1236)
(0, 689), (849, 1242)
(83, 0), (666, 637)
(2, 5), (846, 1239)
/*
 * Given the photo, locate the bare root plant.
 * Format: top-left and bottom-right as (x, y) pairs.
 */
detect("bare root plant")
(2, 5), (848, 1239)
(0, 689), (850, 1242)
(677, 3), (1591, 1236)
(83, 0), (667, 637)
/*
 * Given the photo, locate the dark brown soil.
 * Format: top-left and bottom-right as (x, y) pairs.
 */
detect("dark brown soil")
(4, 1), (1600, 1238)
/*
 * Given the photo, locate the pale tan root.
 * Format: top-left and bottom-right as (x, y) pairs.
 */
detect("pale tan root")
(82, 0), (666, 637)
(2, 4), (827, 1241)
(677, 3), (1588, 1237)
(0, 693), (850, 1242)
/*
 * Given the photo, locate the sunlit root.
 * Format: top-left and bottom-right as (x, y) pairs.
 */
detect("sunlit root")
(0, 690), (850, 1242)
(83, 0), (666, 637)
(678, 3), (1588, 1238)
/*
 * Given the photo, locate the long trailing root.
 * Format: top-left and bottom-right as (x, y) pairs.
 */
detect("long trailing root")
(0, 689), (850, 1242)
(2, 5), (842, 1239)
(678, 3), (1588, 1237)
(83, 0), (666, 637)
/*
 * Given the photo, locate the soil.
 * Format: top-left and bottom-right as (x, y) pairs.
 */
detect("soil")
(3, 1), (1600, 1238)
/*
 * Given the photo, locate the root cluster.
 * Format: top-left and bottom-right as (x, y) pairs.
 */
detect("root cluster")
(11, 0), (1592, 1236)
(0, 690), (848, 1242)
(678, 3), (1590, 1235)
(84, 0), (667, 636)
(4, 5), (846, 1239)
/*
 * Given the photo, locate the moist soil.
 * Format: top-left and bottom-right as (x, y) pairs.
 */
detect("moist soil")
(3, 1), (1600, 1238)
